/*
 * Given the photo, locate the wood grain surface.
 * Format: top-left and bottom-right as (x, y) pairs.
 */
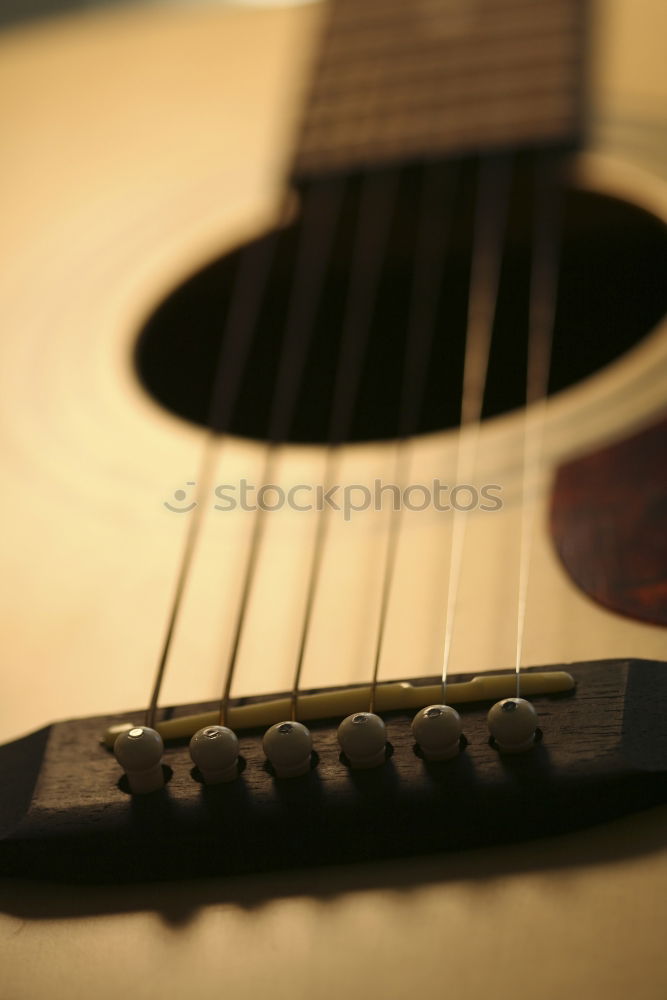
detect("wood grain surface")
(5, 661), (667, 883)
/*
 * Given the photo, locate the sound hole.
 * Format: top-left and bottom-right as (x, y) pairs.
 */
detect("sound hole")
(135, 159), (667, 443)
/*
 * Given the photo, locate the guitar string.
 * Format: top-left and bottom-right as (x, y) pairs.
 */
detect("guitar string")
(440, 153), (513, 704)
(146, 156), (540, 732)
(514, 152), (563, 697)
(145, 222), (284, 729)
(368, 161), (457, 713)
(217, 176), (345, 725)
(147, 170), (397, 731)
(287, 167), (400, 721)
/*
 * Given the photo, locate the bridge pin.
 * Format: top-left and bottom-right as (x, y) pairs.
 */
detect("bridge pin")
(488, 697), (538, 753)
(411, 704), (462, 760)
(337, 712), (386, 769)
(190, 725), (239, 783)
(113, 726), (165, 794)
(263, 721), (313, 778)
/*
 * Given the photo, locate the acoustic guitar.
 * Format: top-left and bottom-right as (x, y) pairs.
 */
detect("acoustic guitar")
(1, 0), (666, 996)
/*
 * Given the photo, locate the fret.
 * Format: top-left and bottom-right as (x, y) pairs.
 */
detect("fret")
(308, 35), (580, 92)
(306, 65), (578, 125)
(317, 3), (579, 51)
(293, 0), (584, 178)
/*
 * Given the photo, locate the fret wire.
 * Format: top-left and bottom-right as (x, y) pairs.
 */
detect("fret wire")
(315, 0), (578, 44)
(311, 27), (579, 80)
(514, 153), (563, 697)
(288, 168), (400, 721)
(314, 19), (580, 75)
(145, 225), (282, 729)
(440, 153), (513, 704)
(368, 162), (457, 713)
(297, 118), (574, 178)
(294, 0), (583, 180)
(218, 177), (345, 725)
(307, 71), (578, 124)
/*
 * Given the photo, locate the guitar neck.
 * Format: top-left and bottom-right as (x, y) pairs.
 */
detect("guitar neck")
(293, 0), (586, 179)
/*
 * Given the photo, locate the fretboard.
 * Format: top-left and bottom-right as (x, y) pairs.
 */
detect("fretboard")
(293, 0), (585, 178)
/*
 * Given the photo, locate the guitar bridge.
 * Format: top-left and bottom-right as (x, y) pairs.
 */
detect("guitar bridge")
(1, 660), (666, 883)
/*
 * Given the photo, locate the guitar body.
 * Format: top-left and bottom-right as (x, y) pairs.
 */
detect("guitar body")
(0, 1), (666, 997)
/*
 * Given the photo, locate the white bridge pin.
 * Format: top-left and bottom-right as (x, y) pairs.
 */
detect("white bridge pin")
(337, 712), (386, 769)
(114, 726), (165, 794)
(411, 705), (462, 760)
(190, 725), (239, 783)
(263, 721), (313, 778)
(488, 697), (538, 753)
